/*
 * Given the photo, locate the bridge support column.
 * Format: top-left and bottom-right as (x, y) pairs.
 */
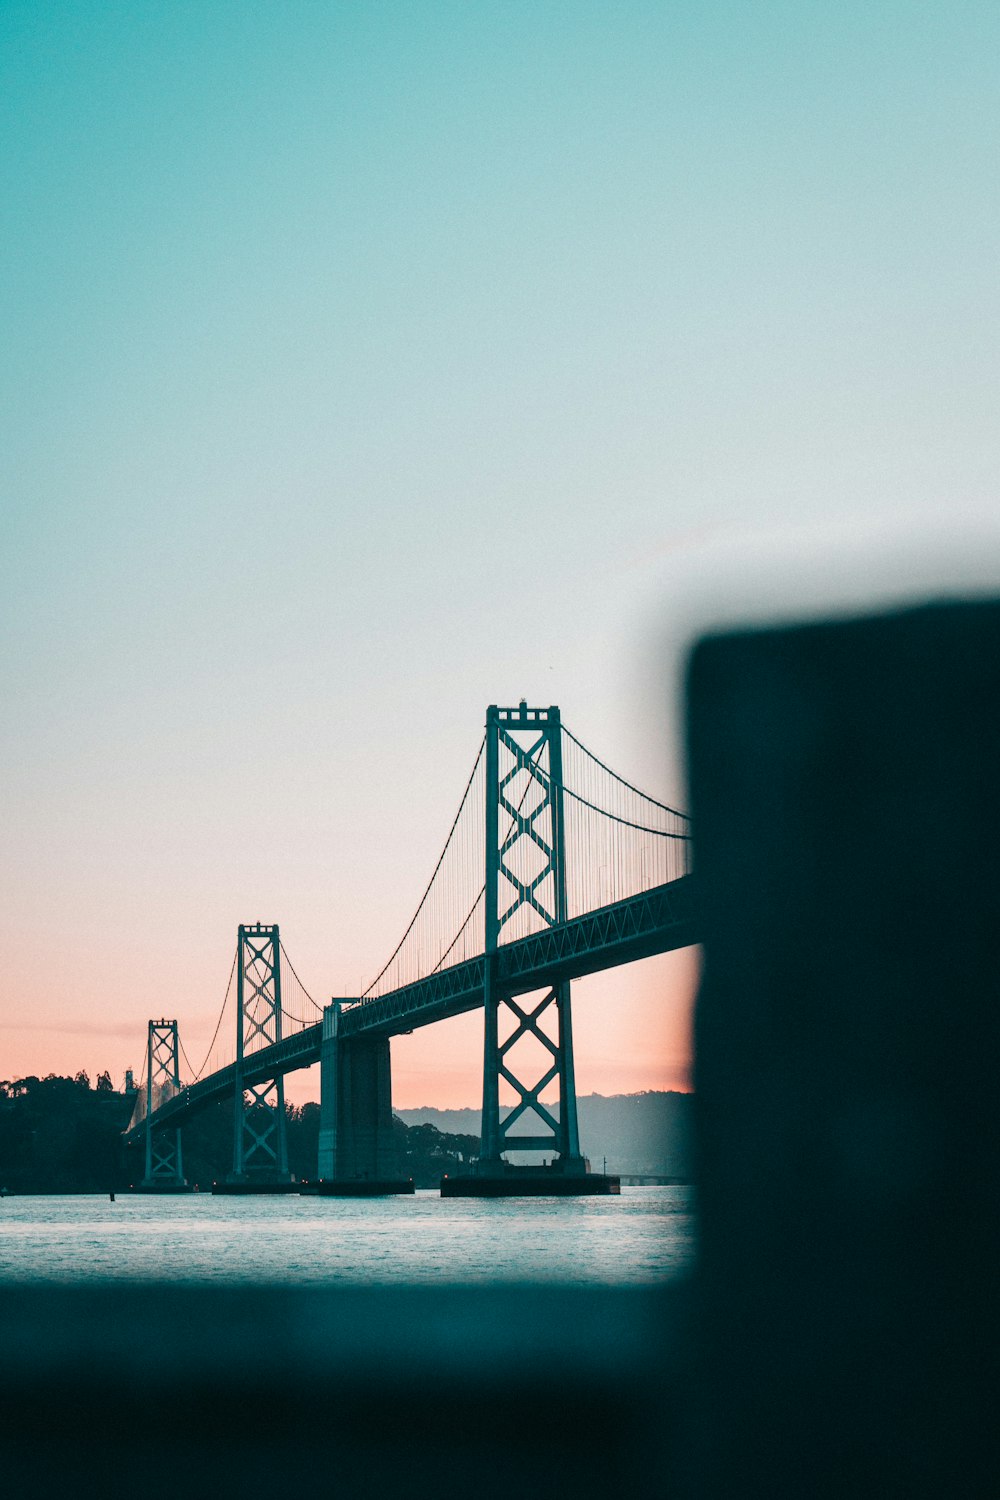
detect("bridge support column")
(317, 1002), (341, 1180)
(555, 980), (581, 1161)
(315, 1009), (411, 1194)
(481, 958), (501, 1161)
(451, 703), (614, 1196)
(140, 1019), (189, 1192)
(218, 924), (294, 1193)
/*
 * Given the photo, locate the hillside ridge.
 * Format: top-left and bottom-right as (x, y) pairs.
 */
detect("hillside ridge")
(397, 1090), (693, 1176)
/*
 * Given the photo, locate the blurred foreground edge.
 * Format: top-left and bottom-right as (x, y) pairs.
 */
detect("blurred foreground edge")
(4, 599), (999, 1497)
(687, 598), (1000, 1498)
(0, 1283), (686, 1496)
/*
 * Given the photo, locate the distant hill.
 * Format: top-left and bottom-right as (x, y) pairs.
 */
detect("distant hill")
(396, 1091), (693, 1178)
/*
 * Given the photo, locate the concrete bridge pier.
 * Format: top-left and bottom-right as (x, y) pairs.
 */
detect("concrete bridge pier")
(315, 1003), (413, 1195)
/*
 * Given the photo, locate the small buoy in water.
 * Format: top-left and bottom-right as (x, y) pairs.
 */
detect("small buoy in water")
(109, 1191), (115, 1202)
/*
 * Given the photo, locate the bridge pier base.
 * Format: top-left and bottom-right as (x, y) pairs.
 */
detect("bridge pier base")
(442, 1166), (619, 1197)
(311, 1003), (413, 1195)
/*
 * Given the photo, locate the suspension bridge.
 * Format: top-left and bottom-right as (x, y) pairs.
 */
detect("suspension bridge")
(124, 703), (696, 1194)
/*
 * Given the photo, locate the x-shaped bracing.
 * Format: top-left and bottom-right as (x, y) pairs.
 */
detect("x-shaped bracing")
(243, 939), (279, 1051)
(150, 1139), (179, 1177)
(497, 988), (562, 1146)
(497, 729), (558, 933)
(150, 1034), (175, 1077)
(241, 1082), (281, 1165)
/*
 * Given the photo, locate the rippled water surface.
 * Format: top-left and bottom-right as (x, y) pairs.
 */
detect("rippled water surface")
(0, 1187), (694, 1284)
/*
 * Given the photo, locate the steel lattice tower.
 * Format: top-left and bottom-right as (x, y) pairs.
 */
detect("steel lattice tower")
(230, 924), (291, 1182)
(142, 1019), (187, 1189)
(480, 703), (583, 1169)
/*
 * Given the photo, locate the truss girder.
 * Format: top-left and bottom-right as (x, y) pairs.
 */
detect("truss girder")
(498, 877), (698, 987)
(126, 877), (698, 1143)
(342, 955), (488, 1036)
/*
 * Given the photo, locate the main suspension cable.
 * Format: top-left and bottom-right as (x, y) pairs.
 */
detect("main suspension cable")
(562, 723), (689, 819)
(278, 937), (323, 1014)
(429, 884), (486, 974)
(362, 734), (486, 997)
(532, 761), (691, 838)
(184, 945), (238, 1083)
(178, 1037), (198, 1080)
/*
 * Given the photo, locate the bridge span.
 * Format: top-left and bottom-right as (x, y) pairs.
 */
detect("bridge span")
(125, 703), (695, 1192)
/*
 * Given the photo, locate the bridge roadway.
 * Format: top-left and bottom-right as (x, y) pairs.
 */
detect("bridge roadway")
(124, 875), (696, 1145)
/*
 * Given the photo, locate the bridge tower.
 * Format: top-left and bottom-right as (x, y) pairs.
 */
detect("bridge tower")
(228, 924), (292, 1186)
(141, 1019), (188, 1190)
(478, 702), (585, 1175)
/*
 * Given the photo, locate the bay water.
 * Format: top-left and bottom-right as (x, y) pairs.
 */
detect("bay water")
(0, 1186), (695, 1285)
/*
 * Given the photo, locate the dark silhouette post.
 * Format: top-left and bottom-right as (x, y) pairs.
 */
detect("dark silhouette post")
(686, 600), (1000, 1497)
(317, 1000), (341, 1179)
(316, 1001), (410, 1193)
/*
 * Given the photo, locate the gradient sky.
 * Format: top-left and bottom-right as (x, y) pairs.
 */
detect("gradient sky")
(3, 2), (998, 1107)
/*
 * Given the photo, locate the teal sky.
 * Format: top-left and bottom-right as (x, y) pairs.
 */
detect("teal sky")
(3, 2), (998, 1102)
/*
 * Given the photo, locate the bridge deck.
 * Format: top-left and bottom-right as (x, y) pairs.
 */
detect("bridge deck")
(124, 876), (697, 1143)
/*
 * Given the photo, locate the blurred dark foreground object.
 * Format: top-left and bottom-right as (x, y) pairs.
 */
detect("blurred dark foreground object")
(0, 1283), (687, 1496)
(687, 598), (1000, 1498)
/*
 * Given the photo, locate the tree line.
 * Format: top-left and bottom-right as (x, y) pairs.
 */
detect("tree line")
(0, 1073), (480, 1192)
